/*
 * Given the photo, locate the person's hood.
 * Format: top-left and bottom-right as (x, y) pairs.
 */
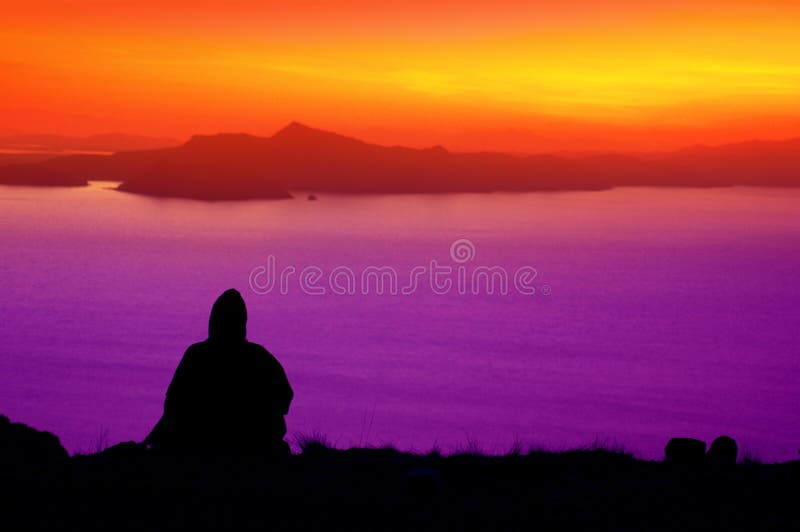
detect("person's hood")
(208, 289), (247, 341)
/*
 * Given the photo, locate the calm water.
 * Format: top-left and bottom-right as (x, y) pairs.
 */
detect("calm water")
(1, 183), (798, 461)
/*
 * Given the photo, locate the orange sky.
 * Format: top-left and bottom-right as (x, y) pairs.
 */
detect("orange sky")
(2, 0), (800, 152)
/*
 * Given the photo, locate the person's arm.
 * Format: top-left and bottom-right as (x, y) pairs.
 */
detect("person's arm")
(145, 345), (196, 445)
(274, 360), (293, 416)
(164, 345), (198, 419)
(262, 349), (293, 415)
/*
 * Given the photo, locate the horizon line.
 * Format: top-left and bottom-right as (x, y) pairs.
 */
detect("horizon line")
(2, 121), (800, 157)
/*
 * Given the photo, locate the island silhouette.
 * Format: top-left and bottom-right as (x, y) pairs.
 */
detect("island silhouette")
(1, 122), (800, 198)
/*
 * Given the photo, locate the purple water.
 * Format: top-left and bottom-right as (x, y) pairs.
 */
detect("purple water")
(1, 182), (798, 461)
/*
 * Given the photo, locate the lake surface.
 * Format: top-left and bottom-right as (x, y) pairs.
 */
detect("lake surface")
(1, 183), (798, 461)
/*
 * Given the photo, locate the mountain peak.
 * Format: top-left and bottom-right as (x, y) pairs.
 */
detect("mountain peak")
(273, 121), (321, 138)
(270, 122), (367, 148)
(284, 121), (311, 131)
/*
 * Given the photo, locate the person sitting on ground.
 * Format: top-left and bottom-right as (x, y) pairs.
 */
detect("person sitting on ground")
(146, 289), (293, 454)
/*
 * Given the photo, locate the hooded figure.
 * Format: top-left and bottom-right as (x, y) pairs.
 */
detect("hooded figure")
(146, 289), (293, 453)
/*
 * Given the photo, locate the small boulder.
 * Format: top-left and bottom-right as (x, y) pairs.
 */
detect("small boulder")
(707, 436), (737, 466)
(0, 414), (68, 464)
(665, 437), (706, 465)
(0, 414), (69, 486)
(307, 194), (318, 201)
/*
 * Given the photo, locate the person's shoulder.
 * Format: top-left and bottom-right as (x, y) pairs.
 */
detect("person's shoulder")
(244, 340), (271, 355)
(186, 340), (210, 353)
(245, 341), (279, 362)
(182, 341), (213, 360)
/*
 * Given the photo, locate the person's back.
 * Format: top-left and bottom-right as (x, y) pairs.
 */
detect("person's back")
(146, 289), (293, 454)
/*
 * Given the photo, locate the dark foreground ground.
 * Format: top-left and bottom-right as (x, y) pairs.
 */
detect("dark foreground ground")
(2, 419), (798, 531)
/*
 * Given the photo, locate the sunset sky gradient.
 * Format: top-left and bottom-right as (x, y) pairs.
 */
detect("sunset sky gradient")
(3, 0), (799, 151)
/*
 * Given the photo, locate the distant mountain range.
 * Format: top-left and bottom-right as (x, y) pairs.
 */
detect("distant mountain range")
(0, 133), (181, 153)
(1, 123), (799, 199)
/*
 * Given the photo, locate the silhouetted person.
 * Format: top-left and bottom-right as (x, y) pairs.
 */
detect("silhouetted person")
(146, 289), (293, 454)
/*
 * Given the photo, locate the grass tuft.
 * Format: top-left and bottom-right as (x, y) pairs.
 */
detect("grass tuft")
(294, 431), (333, 453)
